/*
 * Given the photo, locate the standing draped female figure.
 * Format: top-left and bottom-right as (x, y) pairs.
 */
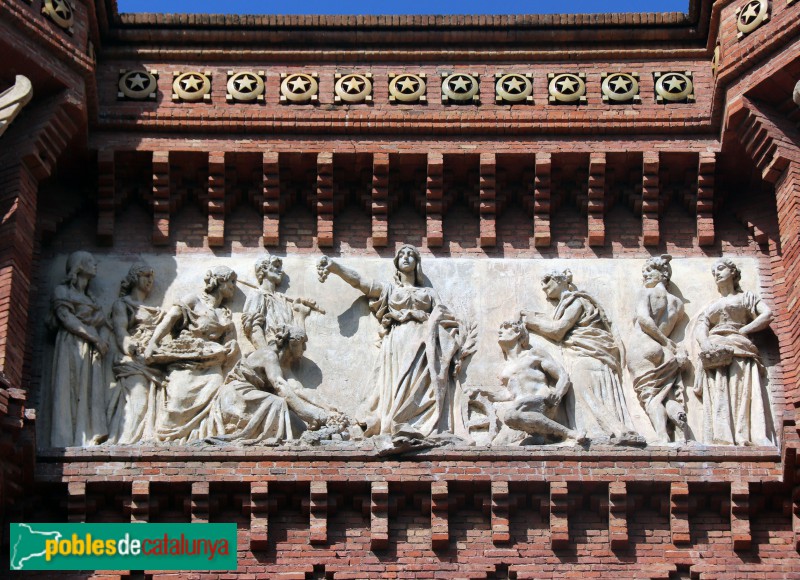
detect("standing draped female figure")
(317, 245), (472, 442)
(107, 263), (164, 444)
(692, 258), (774, 446)
(48, 251), (110, 447)
(522, 269), (644, 446)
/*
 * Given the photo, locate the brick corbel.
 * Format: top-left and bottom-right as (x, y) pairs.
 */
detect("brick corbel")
(479, 152), (496, 247)
(97, 149), (115, 245)
(190, 481), (210, 523)
(696, 152), (716, 246)
(588, 153), (606, 246)
(151, 150), (171, 245)
(549, 482), (569, 550)
(207, 152), (226, 247)
(126, 480), (150, 523)
(534, 153), (552, 247)
(429, 480), (449, 550)
(316, 152), (334, 247)
(730, 482), (751, 551)
(490, 480), (510, 544)
(670, 482), (691, 545)
(67, 481), (87, 523)
(609, 481), (629, 549)
(371, 480), (390, 550)
(426, 152), (444, 247)
(249, 482), (272, 551)
(309, 481), (329, 545)
(642, 151), (660, 246)
(372, 153), (390, 247)
(262, 151), (280, 246)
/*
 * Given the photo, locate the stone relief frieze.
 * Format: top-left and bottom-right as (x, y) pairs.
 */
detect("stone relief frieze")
(38, 251), (778, 451)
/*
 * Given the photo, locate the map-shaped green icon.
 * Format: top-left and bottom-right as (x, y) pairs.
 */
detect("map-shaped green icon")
(10, 524), (63, 570)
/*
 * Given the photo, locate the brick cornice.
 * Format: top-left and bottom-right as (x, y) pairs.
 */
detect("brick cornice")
(100, 0), (711, 50)
(94, 110), (716, 137)
(0, 0), (95, 79)
(728, 97), (800, 184)
(0, 94), (82, 181)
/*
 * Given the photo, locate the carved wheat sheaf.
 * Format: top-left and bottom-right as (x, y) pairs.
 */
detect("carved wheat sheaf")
(0, 75), (33, 138)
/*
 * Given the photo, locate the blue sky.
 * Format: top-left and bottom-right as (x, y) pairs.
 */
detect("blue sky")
(117, 1), (689, 15)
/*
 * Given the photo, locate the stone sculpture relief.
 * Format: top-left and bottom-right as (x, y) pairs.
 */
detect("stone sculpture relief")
(626, 256), (689, 444)
(242, 254), (322, 349)
(206, 255), (348, 446)
(0, 75), (33, 138)
(142, 266), (239, 444)
(206, 324), (349, 446)
(521, 269), (645, 446)
(317, 245), (476, 446)
(692, 258), (774, 446)
(107, 263), (164, 445)
(472, 320), (586, 446)
(42, 251), (778, 450)
(48, 251), (110, 447)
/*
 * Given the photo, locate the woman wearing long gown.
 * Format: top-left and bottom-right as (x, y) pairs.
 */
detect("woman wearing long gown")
(206, 324), (347, 445)
(317, 245), (471, 441)
(522, 269), (644, 446)
(48, 251), (110, 447)
(107, 263), (164, 444)
(692, 258), (774, 446)
(143, 266), (239, 444)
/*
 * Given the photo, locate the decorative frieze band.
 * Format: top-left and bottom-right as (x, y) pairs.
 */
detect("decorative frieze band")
(113, 69), (701, 106)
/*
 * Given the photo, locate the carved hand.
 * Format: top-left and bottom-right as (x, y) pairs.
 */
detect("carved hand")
(674, 346), (688, 368)
(693, 382), (703, 399)
(143, 342), (157, 361)
(122, 336), (137, 358)
(293, 297), (326, 316)
(94, 337), (109, 357)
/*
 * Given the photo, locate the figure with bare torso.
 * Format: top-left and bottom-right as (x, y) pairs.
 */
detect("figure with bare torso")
(478, 320), (585, 445)
(627, 255), (688, 444)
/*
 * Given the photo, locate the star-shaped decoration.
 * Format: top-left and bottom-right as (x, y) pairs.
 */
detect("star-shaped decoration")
(557, 77), (578, 93)
(126, 73), (149, 90)
(53, 0), (71, 18)
(663, 75), (685, 92)
(342, 77), (364, 93)
(181, 75), (203, 92)
(235, 75), (257, 91)
(609, 76), (631, 92)
(450, 76), (471, 92)
(503, 77), (525, 94)
(288, 77), (310, 93)
(397, 77), (418, 93)
(740, 2), (759, 23)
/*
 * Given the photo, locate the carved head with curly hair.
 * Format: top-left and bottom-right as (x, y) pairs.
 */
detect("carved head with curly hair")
(204, 265), (238, 301)
(119, 263), (155, 297)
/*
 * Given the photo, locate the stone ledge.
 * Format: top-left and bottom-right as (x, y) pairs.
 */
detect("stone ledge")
(36, 443), (782, 464)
